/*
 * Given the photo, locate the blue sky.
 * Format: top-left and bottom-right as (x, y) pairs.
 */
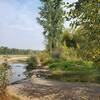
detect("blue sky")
(0, 0), (76, 50)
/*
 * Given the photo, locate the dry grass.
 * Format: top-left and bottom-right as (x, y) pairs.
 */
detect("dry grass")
(0, 93), (20, 100)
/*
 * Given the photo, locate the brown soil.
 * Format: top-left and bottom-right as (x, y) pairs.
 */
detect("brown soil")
(7, 77), (100, 100)
(0, 93), (14, 100)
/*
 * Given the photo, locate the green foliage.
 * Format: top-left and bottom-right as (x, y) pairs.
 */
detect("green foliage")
(73, 27), (100, 61)
(61, 47), (79, 60)
(42, 58), (64, 66)
(49, 60), (93, 71)
(49, 71), (100, 83)
(48, 60), (100, 83)
(26, 56), (38, 70)
(37, 0), (64, 53)
(66, 0), (100, 61)
(62, 30), (77, 48)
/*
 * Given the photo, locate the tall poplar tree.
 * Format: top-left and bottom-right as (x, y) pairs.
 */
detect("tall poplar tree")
(37, 0), (64, 54)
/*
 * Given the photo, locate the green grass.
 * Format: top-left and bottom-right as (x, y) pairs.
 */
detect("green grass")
(49, 60), (95, 72)
(48, 60), (100, 83)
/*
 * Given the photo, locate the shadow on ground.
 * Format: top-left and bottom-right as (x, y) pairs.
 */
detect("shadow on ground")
(10, 79), (100, 100)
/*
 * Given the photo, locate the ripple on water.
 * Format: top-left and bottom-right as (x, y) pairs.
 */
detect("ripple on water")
(8, 63), (28, 83)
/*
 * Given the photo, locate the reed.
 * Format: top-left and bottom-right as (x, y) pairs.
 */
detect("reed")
(0, 63), (9, 100)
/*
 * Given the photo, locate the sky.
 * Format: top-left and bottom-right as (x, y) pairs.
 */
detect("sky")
(0, 0), (76, 50)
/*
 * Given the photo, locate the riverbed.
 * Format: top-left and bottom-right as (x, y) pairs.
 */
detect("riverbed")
(5, 63), (100, 100)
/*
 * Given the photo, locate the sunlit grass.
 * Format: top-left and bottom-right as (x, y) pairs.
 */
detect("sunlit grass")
(48, 60), (100, 83)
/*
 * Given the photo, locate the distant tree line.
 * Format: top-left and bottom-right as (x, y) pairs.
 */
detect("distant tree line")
(0, 46), (36, 55)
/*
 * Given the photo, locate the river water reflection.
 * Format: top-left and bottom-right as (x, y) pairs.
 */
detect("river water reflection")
(9, 63), (28, 83)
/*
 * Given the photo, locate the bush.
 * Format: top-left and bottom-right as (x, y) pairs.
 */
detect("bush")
(26, 56), (38, 70)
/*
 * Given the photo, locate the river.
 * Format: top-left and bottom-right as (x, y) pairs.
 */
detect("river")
(8, 63), (28, 84)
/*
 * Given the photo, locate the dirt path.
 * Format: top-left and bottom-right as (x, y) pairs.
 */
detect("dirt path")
(7, 76), (100, 100)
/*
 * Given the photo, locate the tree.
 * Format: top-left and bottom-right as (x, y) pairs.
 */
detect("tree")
(37, 0), (64, 54)
(67, 0), (100, 61)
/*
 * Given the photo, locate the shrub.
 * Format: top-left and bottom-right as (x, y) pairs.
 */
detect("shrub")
(26, 56), (38, 70)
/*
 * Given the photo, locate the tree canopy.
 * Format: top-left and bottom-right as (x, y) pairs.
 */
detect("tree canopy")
(67, 0), (100, 61)
(37, 0), (65, 54)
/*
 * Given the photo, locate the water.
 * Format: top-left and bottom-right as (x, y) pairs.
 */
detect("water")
(8, 63), (28, 83)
